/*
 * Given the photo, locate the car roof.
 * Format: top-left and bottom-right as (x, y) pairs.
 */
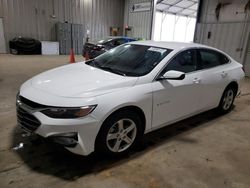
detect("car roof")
(94, 36), (135, 44)
(129, 40), (209, 50)
(106, 36), (135, 40)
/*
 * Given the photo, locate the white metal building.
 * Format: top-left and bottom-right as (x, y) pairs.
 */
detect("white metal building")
(1, 1), (250, 187)
(0, 0), (250, 72)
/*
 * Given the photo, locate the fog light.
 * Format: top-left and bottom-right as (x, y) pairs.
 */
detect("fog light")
(48, 132), (78, 147)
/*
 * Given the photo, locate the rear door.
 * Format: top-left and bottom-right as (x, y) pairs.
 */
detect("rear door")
(152, 49), (203, 128)
(196, 48), (231, 110)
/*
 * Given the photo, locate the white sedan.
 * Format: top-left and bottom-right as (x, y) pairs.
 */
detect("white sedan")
(16, 41), (245, 156)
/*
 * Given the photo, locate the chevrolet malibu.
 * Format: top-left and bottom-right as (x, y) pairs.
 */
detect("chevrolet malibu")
(16, 41), (245, 156)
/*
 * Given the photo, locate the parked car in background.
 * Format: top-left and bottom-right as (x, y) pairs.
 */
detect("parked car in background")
(17, 41), (244, 157)
(9, 37), (41, 55)
(82, 36), (136, 59)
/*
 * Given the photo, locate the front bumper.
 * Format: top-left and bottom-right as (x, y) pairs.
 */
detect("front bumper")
(17, 107), (101, 156)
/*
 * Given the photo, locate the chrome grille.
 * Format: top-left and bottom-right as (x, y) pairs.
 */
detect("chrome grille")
(16, 106), (41, 132)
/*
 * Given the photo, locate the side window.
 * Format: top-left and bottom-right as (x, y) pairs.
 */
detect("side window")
(112, 39), (126, 47)
(198, 49), (229, 69)
(116, 39), (127, 45)
(161, 50), (197, 74)
(105, 41), (115, 48)
(218, 51), (230, 65)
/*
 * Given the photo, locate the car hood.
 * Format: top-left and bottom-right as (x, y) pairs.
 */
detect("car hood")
(28, 62), (138, 98)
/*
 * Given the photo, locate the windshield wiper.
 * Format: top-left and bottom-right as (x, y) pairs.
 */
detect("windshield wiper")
(99, 66), (126, 76)
(86, 60), (126, 76)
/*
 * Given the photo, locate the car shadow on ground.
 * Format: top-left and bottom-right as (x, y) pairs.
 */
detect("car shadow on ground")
(11, 108), (229, 181)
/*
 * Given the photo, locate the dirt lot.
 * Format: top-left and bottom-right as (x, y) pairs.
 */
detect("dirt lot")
(0, 54), (250, 188)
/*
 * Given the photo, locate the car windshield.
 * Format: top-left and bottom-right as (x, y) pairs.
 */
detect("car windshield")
(86, 44), (172, 77)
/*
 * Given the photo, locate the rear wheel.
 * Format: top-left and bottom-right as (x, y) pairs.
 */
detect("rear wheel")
(218, 86), (236, 113)
(96, 110), (143, 156)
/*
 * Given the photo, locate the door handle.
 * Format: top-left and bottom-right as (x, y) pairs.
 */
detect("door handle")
(193, 78), (201, 84)
(221, 71), (228, 78)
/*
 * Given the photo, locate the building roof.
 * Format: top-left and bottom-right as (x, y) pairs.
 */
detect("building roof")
(156, 0), (199, 18)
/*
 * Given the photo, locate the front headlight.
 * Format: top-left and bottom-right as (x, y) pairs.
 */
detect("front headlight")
(41, 105), (97, 119)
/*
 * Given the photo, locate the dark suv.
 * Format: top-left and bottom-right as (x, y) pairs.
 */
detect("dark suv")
(82, 36), (136, 59)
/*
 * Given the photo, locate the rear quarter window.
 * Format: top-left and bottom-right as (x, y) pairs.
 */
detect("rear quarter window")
(198, 49), (229, 69)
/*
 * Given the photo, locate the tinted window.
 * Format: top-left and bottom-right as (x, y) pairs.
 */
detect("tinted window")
(115, 39), (127, 45)
(104, 39), (126, 48)
(161, 50), (197, 74)
(198, 49), (229, 69)
(86, 44), (173, 76)
(105, 41), (116, 48)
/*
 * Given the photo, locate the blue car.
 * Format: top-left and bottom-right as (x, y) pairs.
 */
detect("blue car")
(83, 36), (136, 59)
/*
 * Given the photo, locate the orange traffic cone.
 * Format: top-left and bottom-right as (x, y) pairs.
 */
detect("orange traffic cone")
(69, 48), (76, 63)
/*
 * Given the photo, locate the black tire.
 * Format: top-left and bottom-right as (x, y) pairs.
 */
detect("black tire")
(95, 110), (143, 157)
(217, 86), (237, 114)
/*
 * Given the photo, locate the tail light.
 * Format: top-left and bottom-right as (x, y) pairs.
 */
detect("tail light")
(85, 52), (90, 60)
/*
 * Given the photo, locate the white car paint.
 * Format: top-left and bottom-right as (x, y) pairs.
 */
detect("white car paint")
(17, 41), (245, 155)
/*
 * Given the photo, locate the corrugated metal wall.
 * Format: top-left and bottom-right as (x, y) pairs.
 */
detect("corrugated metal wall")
(195, 22), (250, 63)
(124, 0), (153, 39)
(0, 0), (125, 53)
(194, 0), (250, 64)
(244, 33), (250, 76)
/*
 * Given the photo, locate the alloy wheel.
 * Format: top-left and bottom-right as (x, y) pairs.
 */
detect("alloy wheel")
(222, 89), (234, 110)
(106, 118), (137, 153)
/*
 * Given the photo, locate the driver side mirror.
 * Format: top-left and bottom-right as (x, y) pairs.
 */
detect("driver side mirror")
(157, 70), (185, 81)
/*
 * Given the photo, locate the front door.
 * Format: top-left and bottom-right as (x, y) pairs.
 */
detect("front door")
(152, 49), (202, 128)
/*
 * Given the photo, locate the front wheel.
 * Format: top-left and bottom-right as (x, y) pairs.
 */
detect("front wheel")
(217, 86), (236, 113)
(95, 111), (143, 157)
